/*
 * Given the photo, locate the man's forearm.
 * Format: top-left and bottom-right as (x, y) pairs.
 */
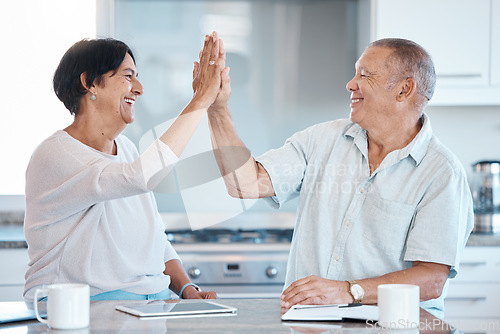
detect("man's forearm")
(281, 261), (450, 308)
(357, 261), (450, 304)
(208, 106), (274, 198)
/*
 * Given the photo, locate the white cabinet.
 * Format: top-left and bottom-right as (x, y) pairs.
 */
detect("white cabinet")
(358, 0), (500, 106)
(444, 247), (500, 330)
(492, 0), (500, 87)
(0, 248), (29, 301)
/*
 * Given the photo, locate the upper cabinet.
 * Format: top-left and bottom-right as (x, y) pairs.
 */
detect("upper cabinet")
(358, 0), (500, 106)
(492, 0), (500, 87)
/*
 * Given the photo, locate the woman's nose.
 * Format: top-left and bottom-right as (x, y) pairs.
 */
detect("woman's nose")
(133, 78), (144, 96)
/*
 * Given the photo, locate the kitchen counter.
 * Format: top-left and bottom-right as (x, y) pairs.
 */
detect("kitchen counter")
(0, 299), (454, 333)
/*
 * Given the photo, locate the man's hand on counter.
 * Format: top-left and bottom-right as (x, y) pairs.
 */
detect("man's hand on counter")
(280, 275), (353, 310)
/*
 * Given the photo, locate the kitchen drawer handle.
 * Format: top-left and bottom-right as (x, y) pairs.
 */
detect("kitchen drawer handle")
(445, 297), (487, 302)
(436, 74), (483, 79)
(460, 262), (487, 266)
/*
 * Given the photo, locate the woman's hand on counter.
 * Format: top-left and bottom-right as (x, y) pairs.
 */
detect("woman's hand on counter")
(164, 259), (217, 299)
(183, 286), (218, 299)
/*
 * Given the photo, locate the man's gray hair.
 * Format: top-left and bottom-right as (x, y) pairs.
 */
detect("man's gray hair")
(369, 38), (436, 102)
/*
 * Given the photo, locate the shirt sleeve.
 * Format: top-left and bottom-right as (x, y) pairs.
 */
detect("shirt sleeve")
(164, 241), (181, 263)
(256, 130), (310, 209)
(25, 136), (179, 222)
(404, 163), (474, 278)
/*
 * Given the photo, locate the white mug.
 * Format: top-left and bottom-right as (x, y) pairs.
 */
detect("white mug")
(34, 283), (90, 330)
(378, 284), (420, 329)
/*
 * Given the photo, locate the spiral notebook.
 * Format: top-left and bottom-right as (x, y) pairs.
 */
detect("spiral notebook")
(281, 303), (378, 322)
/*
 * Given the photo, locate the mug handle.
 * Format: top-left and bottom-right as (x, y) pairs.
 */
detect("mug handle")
(34, 288), (49, 325)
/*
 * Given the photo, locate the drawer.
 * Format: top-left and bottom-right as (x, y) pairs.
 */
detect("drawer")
(445, 318), (500, 334)
(454, 247), (500, 283)
(444, 283), (500, 317)
(0, 249), (29, 284)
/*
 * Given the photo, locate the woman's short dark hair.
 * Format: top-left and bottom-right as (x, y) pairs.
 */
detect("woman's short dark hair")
(53, 38), (135, 115)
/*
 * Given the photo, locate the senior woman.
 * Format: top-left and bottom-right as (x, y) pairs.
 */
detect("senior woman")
(23, 32), (227, 301)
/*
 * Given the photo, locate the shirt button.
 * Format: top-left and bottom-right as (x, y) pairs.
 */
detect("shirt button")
(360, 187), (366, 193)
(345, 220), (351, 226)
(335, 255), (341, 261)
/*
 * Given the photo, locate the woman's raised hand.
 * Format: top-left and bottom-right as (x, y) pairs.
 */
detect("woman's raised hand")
(191, 31), (226, 109)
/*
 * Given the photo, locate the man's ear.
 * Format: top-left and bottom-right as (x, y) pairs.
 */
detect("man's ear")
(397, 77), (417, 102)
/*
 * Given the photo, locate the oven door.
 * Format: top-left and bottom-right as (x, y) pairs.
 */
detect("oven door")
(174, 243), (290, 298)
(194, 284), (284, 299)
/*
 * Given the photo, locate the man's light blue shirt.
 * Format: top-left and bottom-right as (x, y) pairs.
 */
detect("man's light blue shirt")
(257, 114), (474, 318)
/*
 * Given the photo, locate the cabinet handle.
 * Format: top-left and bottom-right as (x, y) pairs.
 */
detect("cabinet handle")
(436, 74), (482, 79)
(445, 297), (487, 302)
(460, 261), (487, 267)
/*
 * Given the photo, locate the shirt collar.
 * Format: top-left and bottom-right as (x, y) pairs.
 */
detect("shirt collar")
(343, 112), (433, 166)
(404, 113), (433, 166)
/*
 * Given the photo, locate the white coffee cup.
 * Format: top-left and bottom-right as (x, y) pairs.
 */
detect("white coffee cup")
(34, 283), (90, 330)
(378, 284), (420, 329)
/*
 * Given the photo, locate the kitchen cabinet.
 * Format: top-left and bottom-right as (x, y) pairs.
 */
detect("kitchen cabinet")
(0, 248), (28, 302)
(444, 246), (500, 328)
(446, 319), (500, 334)
(358, 0), (500, 106)
(492, 0), (500, 87)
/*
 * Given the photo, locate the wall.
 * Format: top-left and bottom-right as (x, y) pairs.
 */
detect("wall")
(111, 0), (358, 213)
(1, 0), (499, 215)
(109, 0), (500, 214)
(427, 105), (500, 179)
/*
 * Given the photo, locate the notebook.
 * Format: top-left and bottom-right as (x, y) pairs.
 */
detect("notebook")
(281, 303), (378, 322)
(0, 301), (45, 324)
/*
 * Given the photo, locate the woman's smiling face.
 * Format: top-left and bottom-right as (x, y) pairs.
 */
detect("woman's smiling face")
(93, 53), (144, 125)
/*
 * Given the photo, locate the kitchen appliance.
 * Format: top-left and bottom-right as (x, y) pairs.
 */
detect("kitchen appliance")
(470, 160), (500, 233)
(166, 224), (293, 298)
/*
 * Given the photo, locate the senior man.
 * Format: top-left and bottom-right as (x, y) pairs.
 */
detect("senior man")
(204, 38), (473, 318)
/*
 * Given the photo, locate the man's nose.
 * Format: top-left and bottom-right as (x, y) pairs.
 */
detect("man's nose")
(346, 78), (357, 92)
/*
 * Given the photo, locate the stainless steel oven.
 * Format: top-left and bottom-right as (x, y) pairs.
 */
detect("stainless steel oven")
(164, 214), (295, 298)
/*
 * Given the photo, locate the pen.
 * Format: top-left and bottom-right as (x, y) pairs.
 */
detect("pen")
(339, 303), (363, 308)
(293, 303), (362, 310)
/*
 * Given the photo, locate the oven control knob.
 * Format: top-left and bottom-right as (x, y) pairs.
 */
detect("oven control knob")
(266, 266), (278, 278)
(188, 267), (201, 279)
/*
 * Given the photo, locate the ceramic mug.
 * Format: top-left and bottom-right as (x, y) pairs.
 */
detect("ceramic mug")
(34, 283), (90, 329)
(378, 284), (420, 329)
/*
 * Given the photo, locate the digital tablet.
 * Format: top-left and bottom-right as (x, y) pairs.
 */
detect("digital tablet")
(0, 301), (45, 324)
(115, 301), (237, 318)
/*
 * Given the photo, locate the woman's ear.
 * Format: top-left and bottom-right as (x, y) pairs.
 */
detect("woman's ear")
(80, 72), (93, 91)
